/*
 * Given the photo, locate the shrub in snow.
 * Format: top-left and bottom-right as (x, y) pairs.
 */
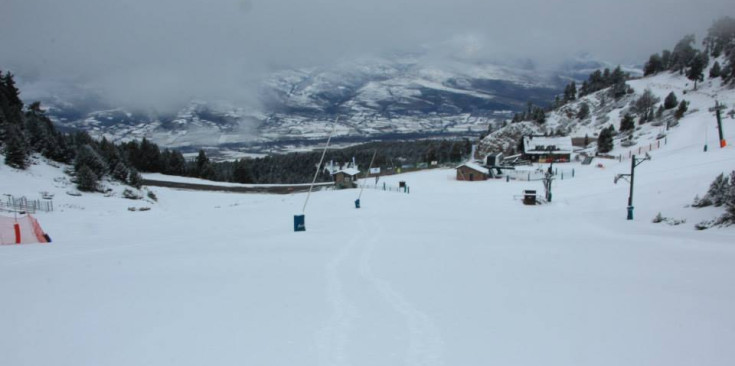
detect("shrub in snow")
(693, 171), (735, 228)
(122, 189), (142, 200)
(652, 213), (687, 226)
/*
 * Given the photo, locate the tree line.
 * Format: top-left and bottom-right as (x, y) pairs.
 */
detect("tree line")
(644, 17), (735, 87)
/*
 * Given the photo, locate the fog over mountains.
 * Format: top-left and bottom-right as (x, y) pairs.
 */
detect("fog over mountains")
(22, 53), (626, 154)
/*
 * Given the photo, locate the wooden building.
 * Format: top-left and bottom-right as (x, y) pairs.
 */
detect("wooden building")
(332, 168), (360, 189)
(522, 136), (573, 163)
(456, 162), (489, 181)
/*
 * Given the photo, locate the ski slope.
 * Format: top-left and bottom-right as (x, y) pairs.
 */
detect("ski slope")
(2, 86), (735, 365)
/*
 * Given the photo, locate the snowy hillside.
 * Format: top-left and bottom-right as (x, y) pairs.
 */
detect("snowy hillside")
(2, 75), (734, 365)
(479, 59), (735, 160)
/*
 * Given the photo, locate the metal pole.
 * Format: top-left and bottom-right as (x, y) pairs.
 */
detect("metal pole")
(716, 101), (726, 148)
(357, 150), (377, 202)
(303, 117), (338, 214)
(627, 155), (635, 220)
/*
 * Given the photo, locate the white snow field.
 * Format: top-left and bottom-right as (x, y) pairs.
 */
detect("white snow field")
(2, 91), (735, 364)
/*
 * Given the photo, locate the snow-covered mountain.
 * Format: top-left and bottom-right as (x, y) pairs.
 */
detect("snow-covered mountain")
(32, 55), (592, 154)
(478, 56), (732, 160)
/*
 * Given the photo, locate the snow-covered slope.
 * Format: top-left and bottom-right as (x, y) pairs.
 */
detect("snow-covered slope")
(479, 57), (734, 160)
(1, 75), (734, 364)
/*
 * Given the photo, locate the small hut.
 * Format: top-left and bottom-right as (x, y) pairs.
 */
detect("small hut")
(332, 168), (360, 189)
(456, 162), (489, 181)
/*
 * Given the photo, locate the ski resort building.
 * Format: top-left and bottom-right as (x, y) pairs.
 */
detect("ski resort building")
(522, 135), (573, 163)
(332, 168), (360, 189)
(456, 162), (489, 181)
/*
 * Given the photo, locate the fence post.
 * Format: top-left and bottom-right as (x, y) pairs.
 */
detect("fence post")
(572, 169), (575, 178)
(528, 173), (531, 181)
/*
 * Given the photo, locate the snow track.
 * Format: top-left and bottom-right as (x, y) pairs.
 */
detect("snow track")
(317, 212), (443, 366)
(357, 219), (444, 366)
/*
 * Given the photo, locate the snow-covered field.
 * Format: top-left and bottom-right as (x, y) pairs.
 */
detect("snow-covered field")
(2, 83), (735, 365)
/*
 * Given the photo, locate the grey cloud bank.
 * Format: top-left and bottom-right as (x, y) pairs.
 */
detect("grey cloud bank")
(1, 0), (732, 110)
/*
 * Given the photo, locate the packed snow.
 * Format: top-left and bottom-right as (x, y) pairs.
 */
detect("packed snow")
(2, 73), (735, 365)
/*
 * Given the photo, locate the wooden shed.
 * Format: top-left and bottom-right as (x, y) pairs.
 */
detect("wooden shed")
(456, 162), (489, 181)
(332, 168), (360, 189)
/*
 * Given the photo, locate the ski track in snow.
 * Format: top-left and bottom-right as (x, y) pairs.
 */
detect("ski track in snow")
(316, 221), (364, 366)
(316, 212), (444, 366)
(357, 218), (445, 366)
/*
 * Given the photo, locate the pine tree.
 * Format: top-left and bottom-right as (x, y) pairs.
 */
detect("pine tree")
(620, 113), (635, 132)
(75, 144), (108, 177)
(577, 102), (590, 120)
(710, 61), (722, 78)
(232, 159), (253, 183)
(664, 92), (678, 109)
(686, 51), (706, 90)
(633, 89), (660, 116)
(671, 35), (697, 73)
(3, 124), (28, 169)
(76, 165), (99, 192)
(597, 126), (614, 153)
(644, 53), (663, 76)
(675, 100), (689, 119)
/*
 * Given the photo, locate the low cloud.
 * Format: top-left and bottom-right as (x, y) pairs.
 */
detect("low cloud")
(2, 0), (732, 110)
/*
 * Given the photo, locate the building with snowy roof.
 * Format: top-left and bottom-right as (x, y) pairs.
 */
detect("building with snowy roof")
(455, 162), (489, 181)
(332, 168), (360, 189)
(522, 135), (573, 163)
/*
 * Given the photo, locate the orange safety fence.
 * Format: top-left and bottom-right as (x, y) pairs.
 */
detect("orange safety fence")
(0, 214), (49, 245)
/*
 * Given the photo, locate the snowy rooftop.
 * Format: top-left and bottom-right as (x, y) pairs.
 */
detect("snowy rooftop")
(523, 136), (574, 155)
(334, 168), (361, 176)
(456, 161), (489, 175)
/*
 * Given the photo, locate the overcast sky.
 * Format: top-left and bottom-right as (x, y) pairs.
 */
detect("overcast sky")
(1, 0), (733, 110)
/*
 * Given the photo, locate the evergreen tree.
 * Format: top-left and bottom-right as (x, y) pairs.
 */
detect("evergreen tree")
(620, 113), (635, 132)
(75, 144), (107, 177)
(3, 124), (28, 169)
(686, 51), (707, 90)
(632, 89), (660, 121)
(664, 92), (678, 109)
(76, 165), (99, 192)
(703, 17), (735, 59)
(710, 61), (722, 78)
(644, 53), (663, 76)
(597, 126), (614, 153)
(656, 104), (665, 119)
(675, 100), (689, 119)
(577, 102), (590, 120)
(661, 50), (672, 69)
(232, 159), (253, 183)
(671, 34), (697, 73)
(128, 168), (142, 189)
(138, 138), (162, 172)
(563, 82), (577, 102)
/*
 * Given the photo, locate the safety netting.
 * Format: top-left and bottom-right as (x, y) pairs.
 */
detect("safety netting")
(0, 214), (49, 245)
